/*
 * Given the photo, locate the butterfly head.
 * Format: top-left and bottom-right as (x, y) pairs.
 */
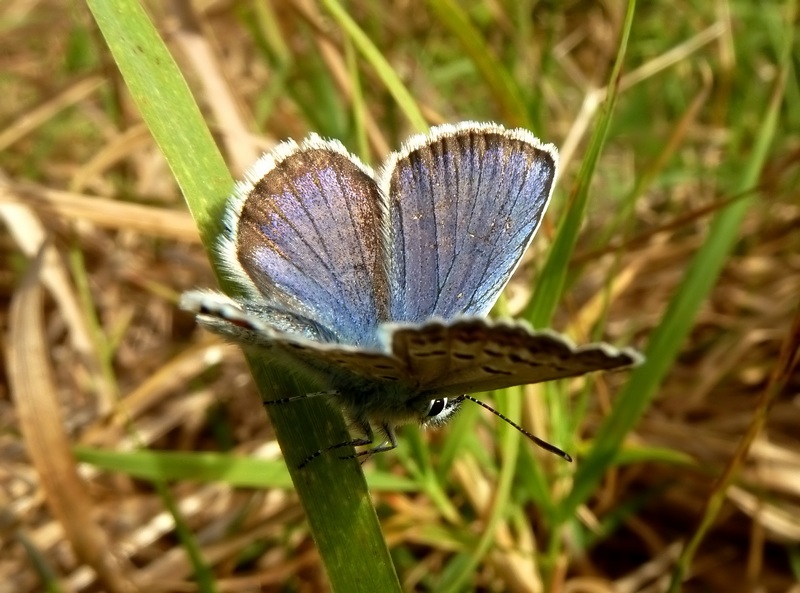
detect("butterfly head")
(417, 395), (464, 428)
(349, 388), (465, 431)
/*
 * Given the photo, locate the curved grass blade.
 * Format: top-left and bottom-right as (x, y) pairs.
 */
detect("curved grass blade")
(427, 0), (529, 126)
(321, 0), (427, 134)
(86, 1), (401, 590)
(562, 0), (788, 524)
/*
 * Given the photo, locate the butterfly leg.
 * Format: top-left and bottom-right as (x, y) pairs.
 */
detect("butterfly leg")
(262, 390), (339, 405)
(297, 419), (375, 469)
(341, 424), (398, 463)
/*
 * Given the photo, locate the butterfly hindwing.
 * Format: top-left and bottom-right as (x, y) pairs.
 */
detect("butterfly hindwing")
(181, 290), (410, 386)
(385, 317), (642, 397)
(382, 123), (558, 321)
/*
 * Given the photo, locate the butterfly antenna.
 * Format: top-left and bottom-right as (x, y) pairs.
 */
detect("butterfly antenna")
(461, 395), (573, 462)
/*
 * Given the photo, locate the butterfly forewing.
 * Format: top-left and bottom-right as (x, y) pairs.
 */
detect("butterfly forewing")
(225, 136), (391, 347)
(383, 123), (557, 322)
(388, 318), (641, 397)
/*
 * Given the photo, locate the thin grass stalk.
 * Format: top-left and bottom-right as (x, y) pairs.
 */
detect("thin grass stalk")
(668, 8), (795, 587)
(562, 0), (790, 525)
(320, 0), (428, 134)
(86, 1), (401, 590)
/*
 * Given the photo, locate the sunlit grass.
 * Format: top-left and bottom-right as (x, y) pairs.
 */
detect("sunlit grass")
(2, 1), (798, 591)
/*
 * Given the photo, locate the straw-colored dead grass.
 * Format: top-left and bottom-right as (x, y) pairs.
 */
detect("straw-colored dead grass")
(1, 2), (798, 592)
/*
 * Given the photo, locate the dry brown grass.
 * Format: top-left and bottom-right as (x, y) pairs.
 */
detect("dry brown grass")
(1, 1), (798, 592)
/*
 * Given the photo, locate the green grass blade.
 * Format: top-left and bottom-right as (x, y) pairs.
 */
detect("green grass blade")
(16, 532), (64, 593)
(438, 387), (524, 593)
(427, 0), (529, 126)
(86, 1), (401, 590)
(321, 0), (427, 134)
(668, 10), (795, 589)
(74, 446), (419, 491)
(523, 1), (636, 328)
(155, 479), (217, 593)
(86, 3), (229, 245)
(562, 9), (786, 524)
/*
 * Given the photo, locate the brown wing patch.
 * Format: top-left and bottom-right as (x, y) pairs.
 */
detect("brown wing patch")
(388, 318), (641, 396)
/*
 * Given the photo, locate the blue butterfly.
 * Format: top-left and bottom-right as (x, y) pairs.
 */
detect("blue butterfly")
(181, 122), (641, 466)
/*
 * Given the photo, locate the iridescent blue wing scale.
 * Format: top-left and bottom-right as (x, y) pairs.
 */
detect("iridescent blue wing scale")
(218, 135), (390, 346)
(381, 122), (557, 321)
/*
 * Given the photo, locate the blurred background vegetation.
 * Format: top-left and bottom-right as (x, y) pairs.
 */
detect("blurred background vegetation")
(1, 1), (798, 592)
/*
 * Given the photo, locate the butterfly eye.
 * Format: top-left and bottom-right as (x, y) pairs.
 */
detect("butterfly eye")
(425, 398), (448, 419)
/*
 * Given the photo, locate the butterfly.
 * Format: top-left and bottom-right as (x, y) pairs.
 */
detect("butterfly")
(181, 122), (642, 467)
